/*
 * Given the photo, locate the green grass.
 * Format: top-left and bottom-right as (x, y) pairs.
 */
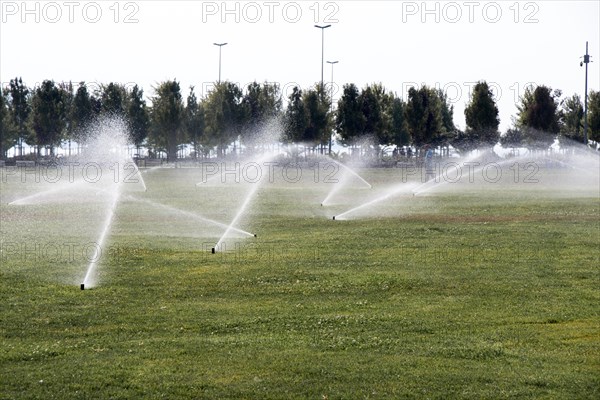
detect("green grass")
(1, 166), (599, 399)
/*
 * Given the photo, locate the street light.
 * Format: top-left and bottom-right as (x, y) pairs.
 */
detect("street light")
(314, 25), (331, 88)
(580, 41), (592, 146)
(213, 42), (228, 83)
(327, 60), (339, 155)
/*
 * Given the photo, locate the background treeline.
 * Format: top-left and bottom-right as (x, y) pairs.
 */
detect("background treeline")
(1, 77), (599, 161)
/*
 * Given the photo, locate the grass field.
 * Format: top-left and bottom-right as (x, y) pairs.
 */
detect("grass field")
(1, 162), (599, 399)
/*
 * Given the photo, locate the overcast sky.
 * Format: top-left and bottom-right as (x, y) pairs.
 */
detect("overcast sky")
(1, 0), (599, 132)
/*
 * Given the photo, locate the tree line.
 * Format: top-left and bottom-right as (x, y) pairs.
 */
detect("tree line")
(1, 77), (599, 161)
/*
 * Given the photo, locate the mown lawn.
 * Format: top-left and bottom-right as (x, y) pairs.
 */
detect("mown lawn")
(1, 166), (598, 399)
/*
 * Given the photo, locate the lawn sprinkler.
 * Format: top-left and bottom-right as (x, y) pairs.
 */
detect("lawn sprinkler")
(332, 216), (336, 220)
(80, 284), (85, 290)
(211, 247), (216, 254)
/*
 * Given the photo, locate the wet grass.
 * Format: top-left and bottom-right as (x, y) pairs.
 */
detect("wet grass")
(1, 166), (599, 399)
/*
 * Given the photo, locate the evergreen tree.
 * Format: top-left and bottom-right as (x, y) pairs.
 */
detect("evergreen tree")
(184, 86), (205, 158)
(517, 85), (560, 149)
(335, 83), (364, 146)
(241, 81), (283, 148)
(101, 82), (127, 115)
(463, 81), (500, 148)
(0, 88), (17, 159)
(500, 128), (525, 150)
(31, 80), (67, 156)
(390, 96), (410, 148)
(559, 93), (584, 144)
(284, 86), (307, 144)
(8, 77), (31, 157)
(202, 81), (244, 157)
(71, 82), (94, 145)
(150, 80), (184, 161)
(128, 85), (149, 152)
(405, 86), (443, 148)
(302, 84), (331, 148)
(587, 90), (600, 144)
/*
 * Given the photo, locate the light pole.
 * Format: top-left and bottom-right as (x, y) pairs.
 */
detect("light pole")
(580, 41), (592, 146)
(327, 60), (339, 155)
(213, 42), (228, 83)
(314, 25), (331, 88)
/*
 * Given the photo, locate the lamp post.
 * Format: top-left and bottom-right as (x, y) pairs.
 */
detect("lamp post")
(314, 25), (331, 88)
(213, 42), (228, 83)
(327, 60), (339, 155)
(580, 41), (592, 146)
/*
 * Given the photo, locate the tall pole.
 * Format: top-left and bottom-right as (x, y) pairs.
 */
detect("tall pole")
(581, 41), (591, 146)
(315, 25), (331, 154)
(327, 60), (338, 155)
(314, 25), (331, 88)
(213, 42), (228, 83)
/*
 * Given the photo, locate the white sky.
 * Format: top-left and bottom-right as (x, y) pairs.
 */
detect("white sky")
(1, 0), (599, 132)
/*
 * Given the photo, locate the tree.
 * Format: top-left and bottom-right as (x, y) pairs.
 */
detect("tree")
(70, 82), (94, 146)
(587, 90), (600, 144)
(559, 93), (584, 144)
(128, 85), (149, 152)
(517, 85), (560, 149)
(59, 81), (75, 156)
(241, 81), (283, 149)
(184, 86), (205, 158)
(101, 82), (127, 115)
(437, 88), (455, 134)
(8, 77), (31, 157)
(284, 86), (307, 144)
(150, 80), (184, 161)
(335, 83), (364, 146)
(301, 84), (330, 147)
(0, 88), (17, 159)
(463, 81), (500, 148)
(500, 128), (525, 150)
(390, 96), (410, 148)
(405, 86), (443, 148)
(31, 80), (67, 156)
(360, 83), (393, 147)
(203, 81), (245, 157)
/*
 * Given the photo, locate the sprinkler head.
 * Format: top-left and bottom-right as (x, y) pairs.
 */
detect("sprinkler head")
(320, 203), (323, 207)
(332, 216), (336, 220)
(80, 284), (85, 290)
(254, 234), (257, 238)
(211, 247), (215, 254)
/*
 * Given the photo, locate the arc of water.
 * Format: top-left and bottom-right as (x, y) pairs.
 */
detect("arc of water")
(412, 156), (525, 196)
(9, 178), (94, 206)
(82, 184), (121, 288)
(321, 157), (371, 206)
(213, 153), (276, 252)
(125, 195), (255, 237)
(334, 182), (416, 220)
(330, 158), (372, 188)
(128, 159), (147, 191)
(142, 165), (163, 174)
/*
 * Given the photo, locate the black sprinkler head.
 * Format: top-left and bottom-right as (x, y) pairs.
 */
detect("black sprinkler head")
(332, 216), (336, 220)
(80, 284), (85, 290)
(211, 247), (215, 254)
